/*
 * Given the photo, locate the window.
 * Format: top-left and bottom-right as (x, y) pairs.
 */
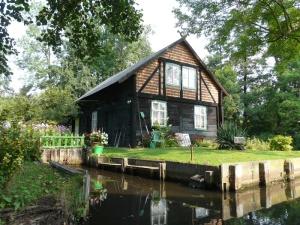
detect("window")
(194, 106), (207, 129)
(182, 66), (196, 89)
(91, 111), (98, 132)
(165, 63), (180, 86)
(151, 101), (167, 126)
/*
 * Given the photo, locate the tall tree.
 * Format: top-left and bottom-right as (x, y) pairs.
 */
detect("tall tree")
(1, 0), (143, 77)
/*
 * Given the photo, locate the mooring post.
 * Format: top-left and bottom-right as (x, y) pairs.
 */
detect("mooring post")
(159, 163), (166, 181)
(190, 145), (193, 161)
(121, 158), (128, 173)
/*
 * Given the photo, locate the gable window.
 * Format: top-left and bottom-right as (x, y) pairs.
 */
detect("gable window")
(151, 101), (167, 126)
(194, 106), (207, 130)
(165, 63), (180, 86)
(182, 66), (196, 89)
(91, 111), (98, 132)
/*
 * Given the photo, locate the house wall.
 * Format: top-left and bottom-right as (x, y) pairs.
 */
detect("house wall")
(136, 95), (218, 142)
(79, 77), (135, 148)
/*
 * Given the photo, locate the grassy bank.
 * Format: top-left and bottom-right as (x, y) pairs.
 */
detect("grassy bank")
(101, 147), (300, 166)
(0, 161), (86, 224)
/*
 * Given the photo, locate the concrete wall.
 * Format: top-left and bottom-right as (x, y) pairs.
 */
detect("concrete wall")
(41, 148), (83, 164)
(165, 161), (219, 184)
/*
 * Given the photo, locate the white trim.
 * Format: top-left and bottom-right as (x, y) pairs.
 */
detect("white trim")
(194, 105), (207, 130)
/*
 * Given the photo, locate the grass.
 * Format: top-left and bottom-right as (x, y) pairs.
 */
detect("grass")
(1, 161), (85, 220)
(101, 147), (300, 166)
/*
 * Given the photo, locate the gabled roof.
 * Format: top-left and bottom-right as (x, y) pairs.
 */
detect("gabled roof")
(77, 38), (229, 101)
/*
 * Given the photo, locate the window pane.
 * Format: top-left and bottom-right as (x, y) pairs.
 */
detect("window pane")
(189, 70), (195, 88)
(153, 102), (158, 110)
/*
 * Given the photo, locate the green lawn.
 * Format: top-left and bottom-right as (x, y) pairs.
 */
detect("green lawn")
(101, 147), (300, 166)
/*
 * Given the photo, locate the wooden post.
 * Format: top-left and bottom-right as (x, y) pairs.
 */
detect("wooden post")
(159, 163), (166, 181)
(190, 145), (193, 161)
(121, 158), (128, 173)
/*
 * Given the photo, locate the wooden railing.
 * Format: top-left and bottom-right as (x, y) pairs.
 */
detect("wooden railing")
(40, 134), (85, 149)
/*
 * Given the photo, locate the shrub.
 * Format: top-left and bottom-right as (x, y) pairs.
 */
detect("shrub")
(192, 136), (204, 146)
(142, 135), (151, 147)
(292, 133), (300, 150)
(246, 137), (270, 151)
(165, 135), (179, 147)
(216, 121), (247, 150)
(201, 139), (213, 147)
(269, 135), (293, 151)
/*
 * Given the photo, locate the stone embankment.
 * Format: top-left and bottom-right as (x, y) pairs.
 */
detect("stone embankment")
(88, 156), (300, 192)
(40, 148), (300, 191)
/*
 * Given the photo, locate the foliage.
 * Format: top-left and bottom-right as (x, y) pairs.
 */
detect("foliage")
(0, 161), (84, 222)
(173, 0), (300, 62)
(142, 134), (151, 148)
(246, 137), (270, 151)
(192, 136), (204, 147)
(269, 135), (293, 151)
(1, 0), (143, 76)
(165, 135), (179, 148)
(292, 133), (300, 150)
(216, 121), (247, 150)
(151, 120), (172, 140)
(0, 121), (41, 179)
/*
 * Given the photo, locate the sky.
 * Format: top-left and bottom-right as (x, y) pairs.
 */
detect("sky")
(8, 0), (208, 92)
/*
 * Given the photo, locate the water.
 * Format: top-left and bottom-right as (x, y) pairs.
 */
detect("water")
(80, 166), (300, 225)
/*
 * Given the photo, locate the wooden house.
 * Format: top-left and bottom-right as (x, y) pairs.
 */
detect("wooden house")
(76, 38), (229, 147)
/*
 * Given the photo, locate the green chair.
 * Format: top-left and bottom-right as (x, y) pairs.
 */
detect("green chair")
(150, 131), (165, 148)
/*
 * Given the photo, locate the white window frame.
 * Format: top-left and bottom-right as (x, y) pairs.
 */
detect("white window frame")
(91, 111), (98, 132)
(182, 66), (196, 89)
(151, 101), (167, 126)
(194, 105), (207, 130)
(165, 63), (180, 87)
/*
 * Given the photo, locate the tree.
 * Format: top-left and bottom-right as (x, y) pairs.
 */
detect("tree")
(173, 0), (300, 60)
(1, 0), (144, 76)
(16, 3), (153, 97)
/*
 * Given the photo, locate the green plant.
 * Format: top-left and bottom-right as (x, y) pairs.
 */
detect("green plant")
(216, 121), (247, 150)
(246, 137), (270, 150)
(201, 139), (213, 147)
(292, 133), (300, 150)
(142, 134), (151, 147)
(165, 135), (179, 147)
(151, 119), (172, 140)
(269, 135), (293, 151)
(192, 136), (204, 146)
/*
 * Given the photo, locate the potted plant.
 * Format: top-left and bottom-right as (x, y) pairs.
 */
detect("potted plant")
(89, 131), (109, 154)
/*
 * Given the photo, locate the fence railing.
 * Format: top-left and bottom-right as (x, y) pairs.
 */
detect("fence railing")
(40, 134), (85, 149)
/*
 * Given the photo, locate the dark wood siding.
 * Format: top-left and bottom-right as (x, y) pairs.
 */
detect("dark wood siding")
(79, 77), (135, 147)
(136, 94), (218, 142)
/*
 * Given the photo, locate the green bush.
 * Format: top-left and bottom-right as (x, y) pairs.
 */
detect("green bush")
(201, 139), (213, 147)
(216, 121), (247, 150)
(292, 133), (300, 150)
(192, 136), (204, 146)
(246, 137), (270, 150)
(165, 135), (179, 147)
(142, 135), (151, 148)
(269, 135), (293, 151)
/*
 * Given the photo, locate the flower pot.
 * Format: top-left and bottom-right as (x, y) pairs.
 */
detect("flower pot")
(94, 181), (103, 190)
(94, 145), (104, 155)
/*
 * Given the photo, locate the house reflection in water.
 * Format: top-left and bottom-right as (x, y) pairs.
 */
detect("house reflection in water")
(83, 167), (300, 225)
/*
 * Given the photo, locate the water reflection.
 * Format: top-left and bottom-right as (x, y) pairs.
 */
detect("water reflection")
(79, 166), (300, 225)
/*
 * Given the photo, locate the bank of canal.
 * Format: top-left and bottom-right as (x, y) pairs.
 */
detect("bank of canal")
(77, 165), (300, 225)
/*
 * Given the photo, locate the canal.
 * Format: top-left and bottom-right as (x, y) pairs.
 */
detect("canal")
(79, 166), (300, 225)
